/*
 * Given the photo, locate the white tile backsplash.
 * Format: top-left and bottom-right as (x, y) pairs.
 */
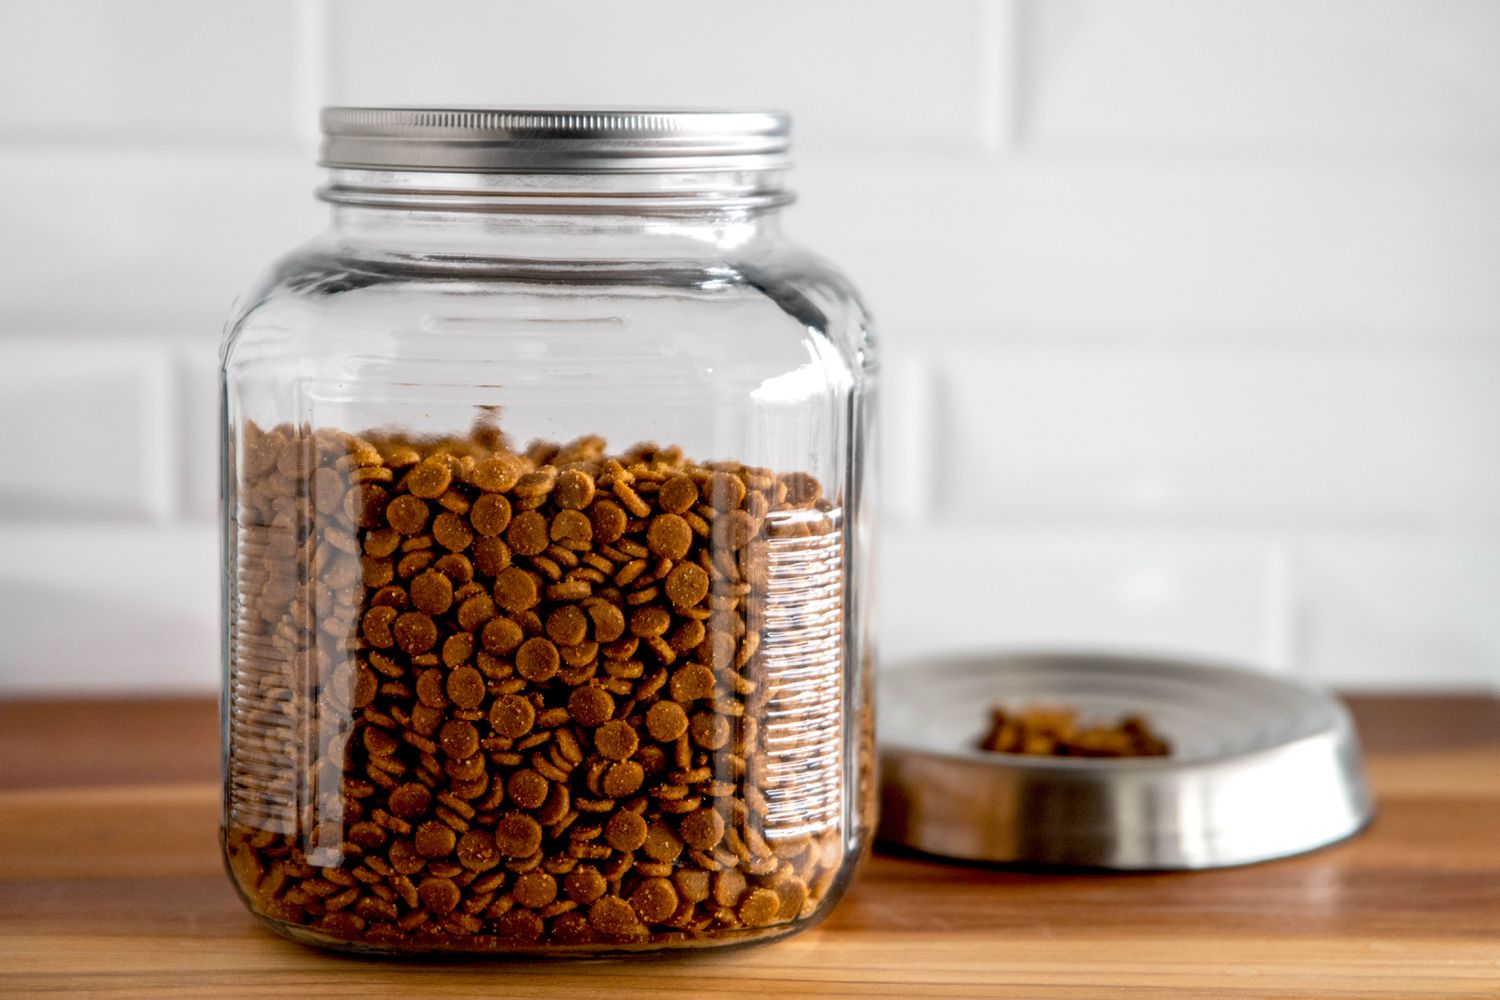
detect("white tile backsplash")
(324, 0), (1002, 154)
(0, 0), (1495, 692)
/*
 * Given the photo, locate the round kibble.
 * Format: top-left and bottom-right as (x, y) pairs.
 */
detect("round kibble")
(469, 493), (511, 536)
(481, 615), (524, 656)
(604, 810), (648, 853)
(674, 869), (711, 904)
(739, 887), (781, 928)
(495, 909), (543, 943)
(439, 719), (480, 759)
(554, 469), (596, 510)
(565, 867), (607, 906)
(708, 471), (746, 510)
(642, 822), (683, 863)
(630, 877), (679, 924)
(668, 618), (706, 653)
(601, 760), (644, 798)
(470, 454), (522, 492)
(471, 536), (512, 577)
(445, 666), (486, 709)
(494, 813), (543, 857)
(713, 868), (747, 907)
(567, 685), (615, 728)
(432, 511), (474, 552)
(456, 830), (500, 871)
(588, 500), (627, 544)
(589, 896), (640, 937)
(392, 612), (438, 655)
(690, 710), (731, 750)
(646, 514), (693, 560)
(665, 562), (710, 609)
(489, 693), (535, 739)
(414, 820), (456, 858)
(406, 458), (452, 499)
(658, 474), (698, 514)
(669, 663), (715, 702)
(388, 782), (432, 819)
(678, 807), (726, 850)
(645, 701), (689, 742)
(409, 570), (454, 616)
(505, 510), (550, 557)
(513, 871), (559, 909)
(361, 606), (397, 647)
(385, 495), (429, 535)
(434, 552), (473, 584)
(585, 601), (625, 643)
(546, 605), (589, 647)
(629, 605), (671, 639)
(594, 719), (638, 761)
(493, 566), (539, 612)
(507, 769), (549, 810)
(549, 509), (593, 547)
(516, 637), (560, 683)
(417, 876), (460, 915)
(457, 593), (497, 632)
(777, 878), (809, 920)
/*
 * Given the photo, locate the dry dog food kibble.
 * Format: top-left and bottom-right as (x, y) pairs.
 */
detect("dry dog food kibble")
(224, 421), (846, 951)
(979, 705), (1171, 758)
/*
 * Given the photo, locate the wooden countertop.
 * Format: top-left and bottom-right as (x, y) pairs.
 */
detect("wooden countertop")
(2, 694), (1498, 998)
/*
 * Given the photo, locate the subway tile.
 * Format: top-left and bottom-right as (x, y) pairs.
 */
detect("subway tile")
(1019, 0), (1500, 153)
(0, 340), (173, 520)
(325, 0), (999, 153)
(790, 155), (1500, 339)
(1298, 531), (1500, 688)
(876, 527), (1292, 671)
(0, 147), (322, 335)
(877, 347), (936, 524)
(0, 524), (218, 693)
(177, 342), (221, 521)
(0, 0), (301, 143)
(936, 342), (1500, 525)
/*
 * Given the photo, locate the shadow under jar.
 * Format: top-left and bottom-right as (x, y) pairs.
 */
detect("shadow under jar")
(219, 107), (877, 955)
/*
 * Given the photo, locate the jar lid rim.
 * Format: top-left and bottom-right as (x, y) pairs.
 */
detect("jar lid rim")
(320, 106), (792, 173)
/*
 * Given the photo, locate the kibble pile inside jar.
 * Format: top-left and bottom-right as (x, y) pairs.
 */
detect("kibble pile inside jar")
(225, 420), (846, 950)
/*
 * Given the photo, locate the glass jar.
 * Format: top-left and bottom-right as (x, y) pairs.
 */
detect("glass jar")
(219, 108), (876, 954)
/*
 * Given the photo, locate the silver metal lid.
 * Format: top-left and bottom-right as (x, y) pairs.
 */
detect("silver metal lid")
(879, 652), (1373, 869)
(319, 107), (792, 173)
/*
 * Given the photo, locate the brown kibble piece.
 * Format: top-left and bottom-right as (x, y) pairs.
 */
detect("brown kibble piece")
(494, 813), (543, 857)
(594, 719), (638, 761)
(406, 458), (452, 499)
(629, 605), (671, 639)
(588, 500), (627, 545)
(432, 511), (474, 552)
(588, 896), (640, 937)
(713, 868), (747, 907)
(642, 822), (683, 863)
(469, 493), (512, 536)
(665, 562), (710, 609)
(439, 719), (480, 759)
(567, 686), (615, 728)
(645, 701), (689, 742)
(565, 866), (608, 904)
(507, 769), (549, 810)
(393, 612), (438, 655)
(630, 877), (679, 924)
(738, 887), (781, 928)
(549, 508), (593, 547)
(584, 601), (625, 643)
(386, 495), (430, 535)
(470, 454), (522, 492)
(388, 782), (432, 819)
(657, 474), (698, 514)
(604, 810), (648, 853)
(546, 605), (589, 647)
(489, 693), (536, 739)
(601, 760), (644, 798)
(646, 514), (693, 560)
(505, 510), (550, 557)
(678, 808), (726, 851)
(414, 820), (457, 858)
(978, 705), (1171, 759)
(669, 664), (714, 702)
(456, 829), (500, 871)
(410, 570), (454, 616)
(690, 711), (731, 750)
(481, 615), (524, 656)
(417, 876), (461, 915)
(445, 666), (486, 709)
(516, 637), (560, 683)
(554, 469), (596, 510)
(514, 871), (559, 909)
(493, 566), (539, 612)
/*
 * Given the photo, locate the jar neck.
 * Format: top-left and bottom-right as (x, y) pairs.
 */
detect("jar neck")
(321, 166), (791, 262)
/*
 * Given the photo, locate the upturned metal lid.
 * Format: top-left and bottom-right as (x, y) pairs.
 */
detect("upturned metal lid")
(879, 652), (1373, 870)
(319, 107), (792, 173)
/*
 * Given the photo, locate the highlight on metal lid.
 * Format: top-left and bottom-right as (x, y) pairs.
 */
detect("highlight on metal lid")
(319, 106), (793, 173)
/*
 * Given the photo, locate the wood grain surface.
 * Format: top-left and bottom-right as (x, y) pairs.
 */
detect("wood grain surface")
(1, 694), (1497, 999)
